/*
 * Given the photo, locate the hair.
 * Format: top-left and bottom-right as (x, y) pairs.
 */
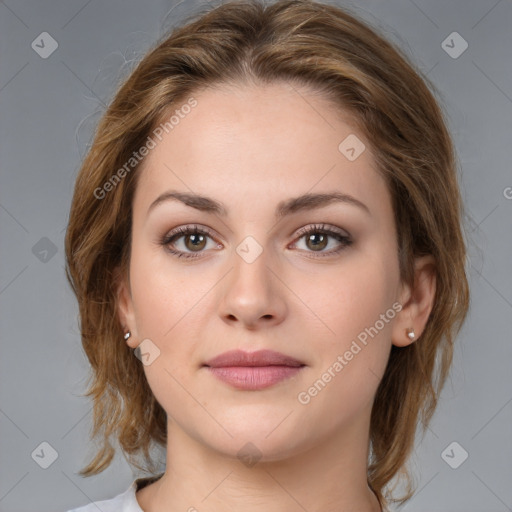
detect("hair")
(64, 0), (470, 508)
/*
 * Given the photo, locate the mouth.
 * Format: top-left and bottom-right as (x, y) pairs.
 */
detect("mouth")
(202, 349), (306, 390)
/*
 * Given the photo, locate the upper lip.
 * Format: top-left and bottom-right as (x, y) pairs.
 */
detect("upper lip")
(203, 349), (305, 368)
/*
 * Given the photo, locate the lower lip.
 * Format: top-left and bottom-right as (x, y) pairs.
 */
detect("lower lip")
(205, 365), (304, 390)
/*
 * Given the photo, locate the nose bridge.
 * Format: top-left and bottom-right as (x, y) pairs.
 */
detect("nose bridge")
(230, 239), (273, 304)
(219, 236), (286, 327)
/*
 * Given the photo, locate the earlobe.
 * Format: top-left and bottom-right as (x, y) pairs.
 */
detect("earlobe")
(392, 255), (436, 347)
(114, 266), (138, 348)
(123, 330), (136, 348)
(405, 327), (416, 341)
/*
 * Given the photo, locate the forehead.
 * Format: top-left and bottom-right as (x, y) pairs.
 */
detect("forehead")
(133, 81), (390, 222)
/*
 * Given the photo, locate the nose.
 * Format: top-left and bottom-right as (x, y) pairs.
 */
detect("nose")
(218, 246), (287, 330)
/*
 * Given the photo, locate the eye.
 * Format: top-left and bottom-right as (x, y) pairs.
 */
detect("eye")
(160, 225), (221, 259)
(160, 223), (353, 260)
(291, 223), (352, 257)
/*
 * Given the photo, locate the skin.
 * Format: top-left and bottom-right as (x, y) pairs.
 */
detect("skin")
(116, 81), (436, 512)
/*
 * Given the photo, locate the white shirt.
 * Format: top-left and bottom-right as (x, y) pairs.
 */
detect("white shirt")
(66, 473), (164, 512)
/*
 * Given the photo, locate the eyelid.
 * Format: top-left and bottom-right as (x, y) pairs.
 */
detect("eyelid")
(292, 223), (351, 240)
(163, 224), (221, 242)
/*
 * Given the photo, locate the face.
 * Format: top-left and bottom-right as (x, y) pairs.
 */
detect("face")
(118, 81), (412, 461)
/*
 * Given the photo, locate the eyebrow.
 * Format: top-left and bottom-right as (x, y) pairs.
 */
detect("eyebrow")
(147, 190), (371, 219)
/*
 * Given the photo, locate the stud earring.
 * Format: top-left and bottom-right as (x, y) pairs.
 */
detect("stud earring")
(406, 327), (415, 340)
(124, 331), (131, 340)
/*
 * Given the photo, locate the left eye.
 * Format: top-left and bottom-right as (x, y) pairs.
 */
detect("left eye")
(291, 224), (352, 256)
(294, 231), (345, 252)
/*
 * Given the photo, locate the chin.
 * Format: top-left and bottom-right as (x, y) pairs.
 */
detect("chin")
(197, 422), (309, 464)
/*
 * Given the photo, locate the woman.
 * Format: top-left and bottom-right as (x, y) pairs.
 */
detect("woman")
(64, 0), (470, 510)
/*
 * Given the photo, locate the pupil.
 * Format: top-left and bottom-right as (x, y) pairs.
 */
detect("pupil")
(308, 233), (327, 250)
(188, 234), (205, 250)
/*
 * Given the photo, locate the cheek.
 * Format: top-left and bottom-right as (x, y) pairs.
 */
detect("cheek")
(129, 243), (210, 339)
(289, 249), (398, 347)
(291, 250), (397, 410)
(295, 298), (393, 437)
(128, 247), (206, 420)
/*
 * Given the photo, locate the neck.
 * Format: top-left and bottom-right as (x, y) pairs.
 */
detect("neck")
(138, 414), (382, 512)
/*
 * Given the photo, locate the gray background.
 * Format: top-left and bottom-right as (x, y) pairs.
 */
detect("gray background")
(1, 0), (511, 511)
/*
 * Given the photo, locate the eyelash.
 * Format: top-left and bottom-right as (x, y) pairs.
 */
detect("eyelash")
(160, 223), (353, 260)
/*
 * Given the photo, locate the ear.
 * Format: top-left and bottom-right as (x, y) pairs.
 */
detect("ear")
(114, 266), (139, 349)
(391, 255), (437, 347)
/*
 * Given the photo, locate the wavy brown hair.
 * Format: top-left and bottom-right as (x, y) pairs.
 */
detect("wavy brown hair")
(64, 0), (470, 508)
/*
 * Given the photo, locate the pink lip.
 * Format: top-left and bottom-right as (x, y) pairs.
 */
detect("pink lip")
(203, 349), (305, 390)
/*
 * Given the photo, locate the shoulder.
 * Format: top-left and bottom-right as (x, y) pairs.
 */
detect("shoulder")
(65, 479), (137, 512)
(65, 473), (164, 512)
